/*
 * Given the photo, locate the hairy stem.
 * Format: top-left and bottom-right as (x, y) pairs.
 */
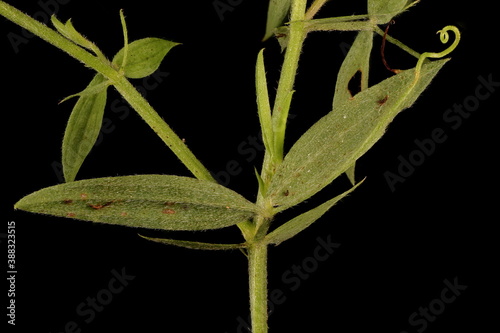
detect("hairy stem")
(0, 1), (214, 182)
(260, 0), (308, 186)
(111, 78), (214, 181)
(251, 1), (309, 331)
(248, 241), (269, 333)
(305, 0), (330, 20)
(271, 0), (307, 163)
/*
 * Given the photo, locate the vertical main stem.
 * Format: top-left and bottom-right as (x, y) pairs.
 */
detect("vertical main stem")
(261, 0), (307, 185)
(252, 2), (307, 329)
(248, 242), (269, 333)
(271, 0), (307, 163)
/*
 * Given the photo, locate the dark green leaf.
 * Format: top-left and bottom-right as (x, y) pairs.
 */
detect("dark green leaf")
(139, 235), (247, 250)
(256, 48), (274, 158)
(112, 38), (179, 79)
(265, 181), (362, 245)
(15, 175), (258, 231)
(368, 0), (413, 24)
(332, 31), (373, 108)
(51, 15), (95, 51)
(332, 31), (374, 184)
(62, 74), (108, 182)
(268, 58), (449, 211)
(263, 0), (292, 41)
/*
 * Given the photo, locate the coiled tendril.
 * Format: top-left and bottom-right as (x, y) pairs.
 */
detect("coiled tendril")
(415, 25), (461, 81)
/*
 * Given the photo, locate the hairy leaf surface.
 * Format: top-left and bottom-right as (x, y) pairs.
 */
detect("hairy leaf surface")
(140, 235), (247, 250)
(62, 74), (108, 182)
(268, 58), (449, 211)
(51, 15), (96, 51)
(265, 181), (362, 245)
(15, 175), (257, 231)
(263, 0), (292, 41)
(333, 31), (374, 184)
(112, 38), (179, 79)
(256, 48), (274, 159)
(368, 0), (412, 24)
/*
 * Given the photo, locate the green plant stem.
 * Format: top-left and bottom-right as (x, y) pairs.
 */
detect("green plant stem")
(271, 0), (307, 165)
(248, 241), (268, 333)
(374, 26), (421, 59)
(250, 1), (309, 332)
(305, 0), (330, 20)
(0, 1), (214, 182)
(111, 79), (214, 181)
(260, 0), (307, 186)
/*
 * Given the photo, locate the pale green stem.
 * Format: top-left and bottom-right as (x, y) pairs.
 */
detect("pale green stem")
(374, 26), (421, 59)
(248, 241), (268, 333)
(111, 79), (214, 181)
(305, 0), (330, 20)
(264, 0), (307, 180)
(0, 1), (214, 182)
(251, 1), (308, 332)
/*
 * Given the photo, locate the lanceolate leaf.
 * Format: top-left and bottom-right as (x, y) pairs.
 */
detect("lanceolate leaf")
(332, 31), (374, 184)
(333, 31), (373, 108)
(256, 48), (274, 159)
(112, 38), (179, 79)
(265, 181), (363, 246)
(51, 15), (95, 51)
(263, 0), (292, 41)
(139, 235), (247, 250)
(15, 175), (258, 231)
(62, 74), (108, 182)
(268, 58), (449, 211)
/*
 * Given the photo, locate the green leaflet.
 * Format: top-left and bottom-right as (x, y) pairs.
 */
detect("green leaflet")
(332, 31), (373, 108)
(61, 36), (178, 182)
(62, 74), (108, 182)
(139, 235), (247, 250)
(332, 31), (374, 184)
(15, 175), (258, 231)
(263, 0), (292, 41)
(368, 0), (414, 24)
(112, 38), (179, 79)
(51, 15), (98, 53)
(265, 181), (363, 246)
(256, 49), (274, 160)
(268, 58), (449, 211)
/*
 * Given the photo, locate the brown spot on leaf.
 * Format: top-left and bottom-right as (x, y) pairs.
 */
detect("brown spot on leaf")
(87, 201), (114, 210)
(67, 212), (76, 217)
(162, 209), (176, 214)
(62, 199), (73, 205)
(80, 193), (88, 200)
(283, 190), (290, 197)
(377, 95), (389, 106)
(120, 212), (128, 217)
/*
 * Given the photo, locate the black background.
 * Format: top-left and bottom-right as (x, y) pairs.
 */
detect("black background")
(2, 0), (498, 332)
